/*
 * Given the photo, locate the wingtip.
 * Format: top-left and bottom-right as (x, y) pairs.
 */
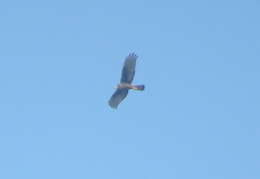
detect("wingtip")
(109, 105), (117, 109)
(108, 101), (118, 109)
(128, 52), (138, 58)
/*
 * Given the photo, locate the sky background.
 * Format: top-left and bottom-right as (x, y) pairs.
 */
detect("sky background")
(0, 0), (259, 178)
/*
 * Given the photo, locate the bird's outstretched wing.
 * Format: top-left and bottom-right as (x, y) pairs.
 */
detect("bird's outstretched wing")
(108, 89), (129, 109)
(120, 53), (137, 84)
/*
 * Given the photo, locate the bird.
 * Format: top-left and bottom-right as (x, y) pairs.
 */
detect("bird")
(108, 53), (145, 109)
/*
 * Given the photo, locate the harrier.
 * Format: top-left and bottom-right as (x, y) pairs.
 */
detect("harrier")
(108, 53), (145, 109)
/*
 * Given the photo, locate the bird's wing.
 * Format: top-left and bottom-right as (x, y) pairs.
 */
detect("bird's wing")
(108, 89), (129, 109)
(120, 53), (137, 84)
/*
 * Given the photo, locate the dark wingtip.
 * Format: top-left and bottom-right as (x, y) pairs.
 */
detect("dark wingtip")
(128, 52), (138, 58)
(108, 101), (118, 109)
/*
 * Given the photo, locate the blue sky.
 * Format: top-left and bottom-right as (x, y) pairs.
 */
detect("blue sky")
(0, 0), (259, 178)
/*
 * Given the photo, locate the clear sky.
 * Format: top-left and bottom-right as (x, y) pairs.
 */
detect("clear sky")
(0, 0), (259, 178)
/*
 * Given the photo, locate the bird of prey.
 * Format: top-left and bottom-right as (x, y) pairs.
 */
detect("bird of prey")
(108, 53), (145, 109)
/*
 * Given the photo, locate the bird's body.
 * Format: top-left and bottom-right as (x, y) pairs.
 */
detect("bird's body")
(108, 53), (145, 109)
(116, 83), (145, 90)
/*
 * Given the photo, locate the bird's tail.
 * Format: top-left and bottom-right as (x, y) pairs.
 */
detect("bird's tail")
(133, 85), (145, 91)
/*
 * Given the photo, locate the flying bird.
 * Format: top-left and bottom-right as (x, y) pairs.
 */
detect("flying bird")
(108, 53), (145, 109)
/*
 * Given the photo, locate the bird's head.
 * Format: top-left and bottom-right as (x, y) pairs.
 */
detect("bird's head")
(114, 84), (120, 89)
(115, 84), (125, 89)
